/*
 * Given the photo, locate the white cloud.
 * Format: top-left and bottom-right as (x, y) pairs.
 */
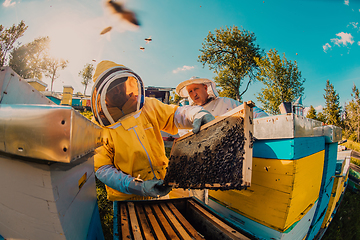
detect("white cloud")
(323, 43), (331, 53)
(304, 105), (323, 116)
(2, 0), (16, 7)
(348, 22), (358, 29)
(172, 65), (195, 74)
(358, 41), (360, 46)
(315, 105), (323, 112)
(344, 0), (349, 5)
(330, 32), (354, 46)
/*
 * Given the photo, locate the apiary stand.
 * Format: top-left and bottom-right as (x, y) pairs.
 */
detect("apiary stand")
(113, 197), (251, 240)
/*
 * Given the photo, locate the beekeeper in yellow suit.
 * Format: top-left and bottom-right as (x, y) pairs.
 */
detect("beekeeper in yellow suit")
(91, 61), (215, 201)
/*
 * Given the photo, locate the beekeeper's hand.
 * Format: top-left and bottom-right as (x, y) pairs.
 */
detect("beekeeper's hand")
(192, 110), (215, 134)
(128, 178), (172, 198)
(95, 165), (172, 197)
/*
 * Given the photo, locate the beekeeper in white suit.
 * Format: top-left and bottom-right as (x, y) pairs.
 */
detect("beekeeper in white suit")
(176, 77), (268, 125)
(175, 77), (268, 202)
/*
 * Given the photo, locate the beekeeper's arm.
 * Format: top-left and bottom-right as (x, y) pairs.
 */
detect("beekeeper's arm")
(156, 101), (215, 134)
(175, 106), (215, 133)
(94, 128), (171, 197)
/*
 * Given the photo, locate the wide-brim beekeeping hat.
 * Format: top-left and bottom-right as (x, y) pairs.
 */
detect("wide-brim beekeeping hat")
(176, 77), (219, 102)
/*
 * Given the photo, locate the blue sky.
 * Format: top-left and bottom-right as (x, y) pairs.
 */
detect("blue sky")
(1, 0), (359, 113)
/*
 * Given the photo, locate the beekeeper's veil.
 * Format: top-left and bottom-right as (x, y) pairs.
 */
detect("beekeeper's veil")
(91, 61), (145, 127)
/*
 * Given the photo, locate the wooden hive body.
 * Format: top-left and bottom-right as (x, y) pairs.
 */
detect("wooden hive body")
(164, 101), (254, 190)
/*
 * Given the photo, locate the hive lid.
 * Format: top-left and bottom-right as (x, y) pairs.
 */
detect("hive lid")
(0, 104), (102, 163)
(253, 114), (342, 143)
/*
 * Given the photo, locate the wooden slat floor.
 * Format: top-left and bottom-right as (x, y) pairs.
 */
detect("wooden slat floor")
(113, 198), (251, 240)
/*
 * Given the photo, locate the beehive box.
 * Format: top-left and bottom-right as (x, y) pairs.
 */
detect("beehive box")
(164, 101), (254, 190)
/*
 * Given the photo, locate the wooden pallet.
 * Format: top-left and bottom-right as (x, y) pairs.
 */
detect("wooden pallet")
(164, 101), (254, 190)
(113, 198), (251, 240)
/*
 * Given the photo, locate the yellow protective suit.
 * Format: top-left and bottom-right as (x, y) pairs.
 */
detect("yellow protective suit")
(92, 61), (209, 201)
(95, 97), (179, 201)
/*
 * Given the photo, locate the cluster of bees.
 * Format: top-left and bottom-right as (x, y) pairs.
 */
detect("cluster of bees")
(164, 119), (247, 190)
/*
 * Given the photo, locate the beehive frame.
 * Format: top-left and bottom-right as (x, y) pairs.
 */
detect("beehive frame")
(164, 101), (254, 190)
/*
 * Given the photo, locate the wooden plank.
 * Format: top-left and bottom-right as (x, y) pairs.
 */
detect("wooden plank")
(159, 203), (192, 240)
(167, 183), (232, 188)
(350, 162), (360, 173)
(127, 202), (143, 240)
(166, 203), (204, 240)
(188, 200), (250, 240)
(152, 204), (180, 240)
(120, 203), (131, 240)
(135, 204), (155, 240)
(144, 205), (167, 240)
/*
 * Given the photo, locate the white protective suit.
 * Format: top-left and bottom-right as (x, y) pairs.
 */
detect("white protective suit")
(176, 77), (268, 136)
(175, 77), (268, 202)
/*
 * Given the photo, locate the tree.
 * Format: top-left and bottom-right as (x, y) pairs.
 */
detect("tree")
(215, 69), (238, 100)
(255, 49), (305, 115)
(79, 63), (94, 96)
(198, 26), (263, 102)
(306, 105), (317, 120)
(323, 80), (341, 127)
(344, 84), (360, 142)
(0, 20), (28, 66)
(42, 57), (69, 92)
(317, 112), (326, 123)
(169, 91), (181, 105)
(9, 36), (50, 79)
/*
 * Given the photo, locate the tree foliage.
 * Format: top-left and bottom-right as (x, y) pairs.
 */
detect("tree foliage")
(215, 69), (238, 100)
(306, 105), (317, 120)
(169, 91), (181, 105)
(0, 20), (28, 67)
(317, 112), (326, 123)
(42, 57), (69, 92)
(198, 26), (263, 102)
(255, 49), (305, 115)
(9, 36), (50, 79)
(323, 80), (341, 127)
(343, 84), (360, 142)
(79, 63), (94, 96)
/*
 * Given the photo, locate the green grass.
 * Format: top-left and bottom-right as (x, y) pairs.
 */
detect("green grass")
(96, 178), (113, 240)
(322, 190), (360, 240)
(341, 139), (360, 152)
(351, 157), (360, 166)
(322, 138), (360, 239)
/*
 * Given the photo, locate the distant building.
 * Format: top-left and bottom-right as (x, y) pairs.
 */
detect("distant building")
(26, 78), (47, 92)
(39, 85), (175, 111)
(145, 86), (174, 104)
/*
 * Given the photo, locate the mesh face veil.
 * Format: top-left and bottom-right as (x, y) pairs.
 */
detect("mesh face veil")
(91, 66), (145, 126)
